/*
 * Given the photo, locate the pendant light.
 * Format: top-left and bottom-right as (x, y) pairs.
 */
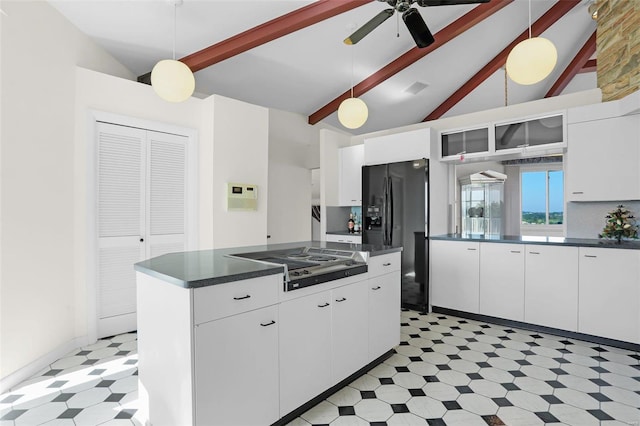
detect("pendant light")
(506, 0), (557, 85)
(151, 0), (195, 103)
(338, 44), (368, 130)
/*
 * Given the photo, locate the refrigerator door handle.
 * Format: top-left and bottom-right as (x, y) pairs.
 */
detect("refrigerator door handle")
(382, 176), (388, 245)
(388, 177), (394, 245)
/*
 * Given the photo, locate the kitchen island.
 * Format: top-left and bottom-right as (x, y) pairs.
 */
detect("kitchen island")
(134, 241), (402, 426)
(430, 234), (640, 350)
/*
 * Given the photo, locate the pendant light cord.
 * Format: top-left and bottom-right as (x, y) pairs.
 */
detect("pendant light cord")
(172, 2), (177, 60)
(528, 0), (532, 39)
(350, 46), (354, 98)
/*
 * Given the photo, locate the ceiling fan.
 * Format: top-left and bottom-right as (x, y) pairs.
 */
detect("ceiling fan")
(345, 0), (490, 48)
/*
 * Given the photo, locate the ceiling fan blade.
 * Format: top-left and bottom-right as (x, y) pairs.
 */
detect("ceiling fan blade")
(402, 8), (435, 48)
(344, 8), (395, 45)
(416, 0), (490, 6)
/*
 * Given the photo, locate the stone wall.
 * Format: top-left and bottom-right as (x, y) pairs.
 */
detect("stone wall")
(595, 0), (640, 101)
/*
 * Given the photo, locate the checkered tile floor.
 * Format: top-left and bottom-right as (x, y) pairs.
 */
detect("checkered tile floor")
(2, 312), (640, 425)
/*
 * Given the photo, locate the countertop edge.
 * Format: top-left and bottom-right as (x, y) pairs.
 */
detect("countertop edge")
(430, 234), (640, 250)
(134, 263), (284, 288)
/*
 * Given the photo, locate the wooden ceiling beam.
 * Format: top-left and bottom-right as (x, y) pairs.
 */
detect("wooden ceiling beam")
(182, 0), (370, 72)
(138, 0), (369, 82)
(423, 0), (580, 122)
(546, 31), (596, 98)
(579, 58), (597, 73)
(308, 0), (513, 125)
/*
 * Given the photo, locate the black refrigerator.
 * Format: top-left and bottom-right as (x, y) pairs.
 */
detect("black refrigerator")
(362, 159), (429, 313)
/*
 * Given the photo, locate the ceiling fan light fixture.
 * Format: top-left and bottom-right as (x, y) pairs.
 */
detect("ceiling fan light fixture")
(338, 97), (369, 129)
(506, 37), (557, 85)
(402, 8), (435, 48)
(151, 59), (195, 103)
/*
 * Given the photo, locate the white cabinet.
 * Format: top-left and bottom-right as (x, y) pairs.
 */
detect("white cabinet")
(431, 240), (480, 313)
(364, 128), (432, 166)
(524, 245), (579, 331)
(338, 145), (364, 206)
(332, 280), (369, 383)
(368, 270), (401, 361)
(279, 290), (333, 416)
(326, 233), (362, 244)
(494, 113), (566, 155)
(566, 114), (640, 201)
(194, 305), (279, 426)
(578, 247), (640, 343)
(479, 243), (525, 321)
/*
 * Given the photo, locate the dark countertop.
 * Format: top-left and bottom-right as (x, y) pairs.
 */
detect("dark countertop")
(134, 240), (402, 289)
(431, 234), (640, 250)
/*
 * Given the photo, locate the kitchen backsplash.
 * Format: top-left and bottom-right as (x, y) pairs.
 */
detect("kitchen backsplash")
(326, 206), (362, 233)
(566, 201), (640, 239)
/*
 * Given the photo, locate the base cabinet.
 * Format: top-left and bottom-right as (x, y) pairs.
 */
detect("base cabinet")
(368, 272), (401, 361)
(332, 281), (369, 383)
(524, 245), (579, 331)
(194, 305), (279, 425)
(279, 290), (333, 417)
(431, 240), (480, 313)
(479, 243), (524, 321)
(578, 248), (640, 343)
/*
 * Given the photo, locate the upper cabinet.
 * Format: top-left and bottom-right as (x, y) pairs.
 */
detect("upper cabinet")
(439, 112), (566, 162)
(440, 126), (490, 161)
(565, 113), (640, 202)
(364, 128), (433, 166)
(494, 113), (566, 154)
(338, 144), (364, 206)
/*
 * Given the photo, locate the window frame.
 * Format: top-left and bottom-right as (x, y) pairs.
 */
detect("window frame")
(520, 164), (564, 234)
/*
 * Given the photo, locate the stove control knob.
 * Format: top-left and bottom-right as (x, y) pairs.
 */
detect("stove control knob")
(302, 270), (310, 275)
(291, 271), (300, 276)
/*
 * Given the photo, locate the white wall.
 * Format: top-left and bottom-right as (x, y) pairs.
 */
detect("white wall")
(0, 0), (134, 384)
(267, 109), (314, 244)
(209, 95), (269, 249)
(319, 129), (351, 238)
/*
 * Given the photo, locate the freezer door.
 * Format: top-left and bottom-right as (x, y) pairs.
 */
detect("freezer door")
(362, 164), (387, 246)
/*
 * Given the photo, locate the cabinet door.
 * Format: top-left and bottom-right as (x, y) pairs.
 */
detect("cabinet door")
(525, 245), (578, 331)
(431, 241), (480, 313)
(566, 115), (640, 201)
(332, 280), (369, 384)
(369, 271), (401, 361)
(579, 248), (640, 343)
(279, 291), (332, 416)
(339, 145), (364, 206)
(479, 243), (525, 321)
(194, 305), (279, 426)
(494, 114), (564, 152)
(441, 127), (489, 160)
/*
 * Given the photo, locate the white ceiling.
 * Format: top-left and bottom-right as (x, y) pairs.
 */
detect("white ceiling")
(48, 0), (598, 135)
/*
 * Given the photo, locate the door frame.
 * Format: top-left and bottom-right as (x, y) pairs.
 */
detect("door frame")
(86, 110), (199, 342)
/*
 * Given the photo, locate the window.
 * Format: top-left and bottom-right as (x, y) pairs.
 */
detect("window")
(521, 168), (564, 226)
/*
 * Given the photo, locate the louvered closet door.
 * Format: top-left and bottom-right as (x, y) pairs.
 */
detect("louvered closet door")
(96, 124), (188, 338)
(145, 130), (187, 258)
(97, 123), (146, 337)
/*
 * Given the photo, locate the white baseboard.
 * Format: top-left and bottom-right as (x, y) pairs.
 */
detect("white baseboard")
(0, 335), (90, 394)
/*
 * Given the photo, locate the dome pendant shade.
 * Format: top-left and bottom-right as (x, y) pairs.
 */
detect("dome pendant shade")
(338, 97), (368, 129)
(506, 37), (557, 85)
(151, 59), (195, 103)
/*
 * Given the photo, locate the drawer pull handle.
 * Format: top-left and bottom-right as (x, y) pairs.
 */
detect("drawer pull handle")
(584, 254), (597, 258)
(372, 286), (381, 291)
(317, 302), (330, 308)
(467, 248), (477, 251)
(260, 320), (276, 327)
(572, 191), (584, 195)
(529, 251), (540, 255)
(510, 250), (521, 254)
(383, 262), (392, 266)
(233, 295), (251, 300)
(336, 297), (347, 302)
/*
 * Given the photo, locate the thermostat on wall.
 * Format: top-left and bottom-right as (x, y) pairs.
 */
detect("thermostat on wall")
(227, 183), (258, 211)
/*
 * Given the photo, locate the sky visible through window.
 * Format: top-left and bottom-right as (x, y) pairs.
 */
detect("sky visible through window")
(522, 170), (563, 225)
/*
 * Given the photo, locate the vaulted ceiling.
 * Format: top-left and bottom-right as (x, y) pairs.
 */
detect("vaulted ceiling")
(49, 0), (597, 135)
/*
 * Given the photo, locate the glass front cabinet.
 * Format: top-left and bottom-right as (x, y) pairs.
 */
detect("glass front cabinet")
(459, 171), (506, 238)
(441, 126), (490, 161)
(494, 112), (566, 154)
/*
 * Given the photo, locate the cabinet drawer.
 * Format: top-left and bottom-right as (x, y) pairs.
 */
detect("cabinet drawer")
(326, 233), (362, 244)
(193, 274), (281, 325)
(368, 252), (401, 276)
